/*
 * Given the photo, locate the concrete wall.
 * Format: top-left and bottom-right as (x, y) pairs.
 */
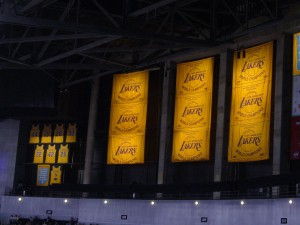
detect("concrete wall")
(0, 120), (19, 195)
(0, 196), (299, 225)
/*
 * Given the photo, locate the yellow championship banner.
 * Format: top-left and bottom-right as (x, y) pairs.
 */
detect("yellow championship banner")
(232, 42), (273, 87)
(230, 82), (271, 125)
(112, 71), (149, 104)
(293, 32), (300, 75)
(174, 94), (212, 130)
(36, 164), (50, 186)
(176, 57), (213, 95)
(172, 129), (210, 162)
(108, 135), (145, 164)
(228, 42), (273, 162)
(108, 71), (148, 164)
(172, 57), (214, 162)
(109, 103), (147, 135)
(228, 122), (270, 161)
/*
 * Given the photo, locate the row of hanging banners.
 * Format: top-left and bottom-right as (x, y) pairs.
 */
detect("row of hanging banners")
(34, 36), (300, 182)
(106, 41), (274, 164)
(34, 37), (300, 173)
(291, 33), (300, 160)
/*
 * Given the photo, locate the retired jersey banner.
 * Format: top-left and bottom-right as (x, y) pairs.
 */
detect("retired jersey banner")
(293, 32), (300, 75)
(108, 135), (145, 164)
(172, 129), (210, 162)
(33, 145), (44, 164)
(228, 42), (273, 162)
(292, 75), (300, 116)
(172, 57), (214, 162)
(53, 124), (64, 143)
(29, 125), (40, 144)
(108, 71), (149, 164)
(50, 166), (62, 185)
(290, 117), (300, 160)
(36, 165), (50, 186)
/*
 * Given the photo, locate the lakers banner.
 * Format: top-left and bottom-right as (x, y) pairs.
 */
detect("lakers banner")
(108, 71), (148, 164)
(228, 122), (270, 161)
(172, 129), (210, 162)
(293, 32), (300, 75)
(292, 75), (300, 116)
(290, 117), (300, 160)
(108, 135), (145, 164)
(232, 43), (272, 87)
(109, 103), (147, 135)
(176, 57), (213, 95)
(36, 165), (50, 186)
(173, 94), (211, 130)
(172, 57), (214, 162)
(228, 42), (273, 162)
(230, 82), (271, 124)
(112, 71), (149, 104)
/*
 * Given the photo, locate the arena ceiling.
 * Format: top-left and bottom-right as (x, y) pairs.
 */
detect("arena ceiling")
(0, 0), (299, 87)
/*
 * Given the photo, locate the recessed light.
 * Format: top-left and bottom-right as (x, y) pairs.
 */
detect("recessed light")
(240, 200), (245, 205)
(64, 199), (68, 203)
(289, 199), (293, 204)
(18, 197), (22, 202)
(150, 201), (155, 205)
(194, 201), (199, 205)
(104, 200), (108, 204)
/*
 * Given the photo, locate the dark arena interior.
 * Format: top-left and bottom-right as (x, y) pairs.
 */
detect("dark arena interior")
(1, 0), (300, 224)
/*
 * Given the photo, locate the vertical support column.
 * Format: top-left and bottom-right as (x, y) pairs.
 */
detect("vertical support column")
(157, 61), (171, 185)
(83, 78), (100, 184)
(213, 51), (229, 199)
(272, 35), (285, 197)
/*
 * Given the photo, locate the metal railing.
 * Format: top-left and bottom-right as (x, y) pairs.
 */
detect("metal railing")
(4, 185), (300, 200)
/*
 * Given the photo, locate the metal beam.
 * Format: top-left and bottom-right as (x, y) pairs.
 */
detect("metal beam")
(11, 27), (30, 58)
(20, 0), (46, 13)
(0, 14), (214, 47)
(91, 0), (120, 28)
(0, 62), (104, 70)
(129, 0), (178, 17)
(37, 36), (119, 66)
(176, 10), (208, 40)
(258, 0), (275, 20)
(0, 55), (60, 82)
(63, 70), (118, 87)
(79, 53), (135, 69)
(37, 0), (76, 60)
(83, 44), (188, 53)
(0, 33), (105, 44)
(221, 0), (242, 26)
